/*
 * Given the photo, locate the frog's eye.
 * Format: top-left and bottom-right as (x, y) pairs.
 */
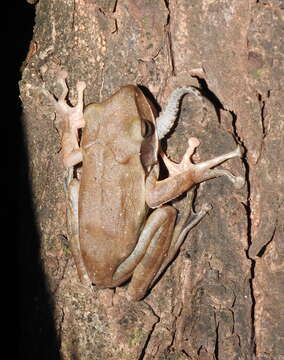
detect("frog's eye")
(140, 119), (158, 173)
(141, 119), (155, 138)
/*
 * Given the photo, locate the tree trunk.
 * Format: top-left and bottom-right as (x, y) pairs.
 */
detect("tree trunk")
(19, 0), (283, 359)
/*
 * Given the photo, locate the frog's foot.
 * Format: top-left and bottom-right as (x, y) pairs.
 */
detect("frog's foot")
(161, 137), (200, 175)
(43, 70), (86, 130)
(55, 70), (86, 131)
(161, 138), (245, 189)
(43, 70), (86, 168)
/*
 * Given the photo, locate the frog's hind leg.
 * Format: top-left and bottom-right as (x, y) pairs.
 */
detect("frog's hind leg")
(117, 206), (177, 301)
(125, 196), (209, 301)
(151, 191), (210, 287)
(65, 169), (91, 286)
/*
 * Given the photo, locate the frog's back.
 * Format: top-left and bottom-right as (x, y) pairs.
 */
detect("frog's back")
(79, 86), (154, 286)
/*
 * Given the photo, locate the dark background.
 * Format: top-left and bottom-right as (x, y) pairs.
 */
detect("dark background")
(14, 3), (60, 359)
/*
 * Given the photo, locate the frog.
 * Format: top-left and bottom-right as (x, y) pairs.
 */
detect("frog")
(44, 70), (244, 300)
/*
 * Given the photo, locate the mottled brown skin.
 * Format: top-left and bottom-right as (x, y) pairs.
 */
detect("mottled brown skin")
(79, 86), (157, 287)
(45, 73), (244, 300)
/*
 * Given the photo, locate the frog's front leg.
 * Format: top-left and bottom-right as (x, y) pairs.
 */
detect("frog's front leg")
(146, 137), (244, 208)
(43, 70), (86, 167)
(44, 71), (90, 285)
(151, 85), (244, 208)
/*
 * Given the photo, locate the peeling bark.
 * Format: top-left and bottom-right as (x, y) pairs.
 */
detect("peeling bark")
(19, 0), (283, 359)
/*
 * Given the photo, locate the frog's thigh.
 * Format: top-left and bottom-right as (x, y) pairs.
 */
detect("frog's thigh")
(127, 206), (177, 300)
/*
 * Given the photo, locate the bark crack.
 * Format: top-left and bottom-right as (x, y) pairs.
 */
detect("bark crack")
(138, 301), (160, 359)
(257, 92), (267, 138)
(164, 0), (175, 75)
(176, 77), (257, 356)
(214, 318), (220, 360)
(231, 112), (257, 356)
(255, 90), (271, 165)
(257, 222), (277, 257)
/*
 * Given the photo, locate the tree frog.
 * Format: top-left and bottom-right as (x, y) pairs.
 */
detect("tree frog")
(44, 71), (244, 300)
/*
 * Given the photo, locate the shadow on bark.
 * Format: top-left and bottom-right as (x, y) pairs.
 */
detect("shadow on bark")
(17, 119), (60, 360)
(16, 3), (60, 359)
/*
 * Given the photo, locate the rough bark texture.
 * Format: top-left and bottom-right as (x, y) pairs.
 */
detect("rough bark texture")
(19, 0), (283, 359)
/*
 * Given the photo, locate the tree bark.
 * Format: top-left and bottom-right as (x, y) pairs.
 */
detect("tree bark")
(19, 0), (283, 359)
